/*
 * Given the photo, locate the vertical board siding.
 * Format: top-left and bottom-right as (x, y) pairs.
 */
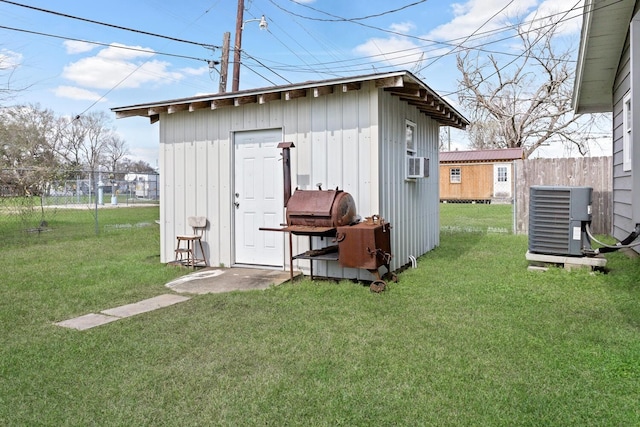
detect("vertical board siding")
(157, 81), (441, 276)
(515, 157), (613, 235)
(377, 91), (440, 273)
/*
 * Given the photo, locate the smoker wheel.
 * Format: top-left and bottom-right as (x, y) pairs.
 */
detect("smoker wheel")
(370, 280), (386, 293)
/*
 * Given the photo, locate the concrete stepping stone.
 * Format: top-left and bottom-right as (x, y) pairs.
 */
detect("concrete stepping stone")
(55, 294), (190, 330)
(101, 294), (190, 318)
(55, 313), (120, 331)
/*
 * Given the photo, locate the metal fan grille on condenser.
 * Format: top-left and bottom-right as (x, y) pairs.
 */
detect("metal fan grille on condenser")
(528, 186), (592, 256)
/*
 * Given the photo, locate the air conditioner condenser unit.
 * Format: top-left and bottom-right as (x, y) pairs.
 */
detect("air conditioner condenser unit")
(528, 186), (592, 256)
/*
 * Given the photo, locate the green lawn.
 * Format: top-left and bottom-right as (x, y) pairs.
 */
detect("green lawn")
(1, 204), (639, 426)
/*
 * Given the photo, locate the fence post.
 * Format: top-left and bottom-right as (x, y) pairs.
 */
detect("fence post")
(512, 160), (517, 234)
(93, 170), (99, 235)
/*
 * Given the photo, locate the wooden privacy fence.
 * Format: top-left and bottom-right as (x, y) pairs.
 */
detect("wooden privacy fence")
(514, 156), (612, 235)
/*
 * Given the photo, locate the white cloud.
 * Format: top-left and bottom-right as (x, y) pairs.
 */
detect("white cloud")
(427, 0), (539, 41)
(97, 42), (154, 60)
(389, 22), (416, 34)
(64, 40), (96, 54)
(523, 0), (584, 36)
(62, 43), (183, 90)
(353, 0), (584, 72)
(53, 85), (106, 102)
(354, 36), (424, 68)
(181, 66), (209, 76)
(0, 49), (23, 69)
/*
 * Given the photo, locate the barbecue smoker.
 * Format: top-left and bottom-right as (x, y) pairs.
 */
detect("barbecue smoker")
(261, 142), (395, 291)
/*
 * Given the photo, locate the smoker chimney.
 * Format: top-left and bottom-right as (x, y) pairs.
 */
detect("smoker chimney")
(277, 142), (295, 207)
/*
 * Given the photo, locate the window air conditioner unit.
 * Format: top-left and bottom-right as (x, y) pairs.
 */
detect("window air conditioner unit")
(407, 156), (429, 179)
(528, 186), (593, 256)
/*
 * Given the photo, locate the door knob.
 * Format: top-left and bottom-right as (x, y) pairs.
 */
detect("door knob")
(234, 202), (240, 208)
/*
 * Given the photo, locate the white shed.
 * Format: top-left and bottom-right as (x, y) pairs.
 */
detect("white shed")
(112, 71), (468, 279)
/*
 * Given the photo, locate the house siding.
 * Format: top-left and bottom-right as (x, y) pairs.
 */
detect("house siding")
(613, 16), (639, 252)
(156, 80), (441, 277)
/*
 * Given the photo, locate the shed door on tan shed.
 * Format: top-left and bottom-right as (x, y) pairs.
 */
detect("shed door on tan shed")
(493, 163), (511, 198)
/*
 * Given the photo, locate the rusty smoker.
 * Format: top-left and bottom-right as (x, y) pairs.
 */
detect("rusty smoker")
(260, 142), (395, 291)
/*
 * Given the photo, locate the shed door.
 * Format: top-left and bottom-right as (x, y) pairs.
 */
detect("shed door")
(493, 164), (511, 198)
(234, 129), (284, 267)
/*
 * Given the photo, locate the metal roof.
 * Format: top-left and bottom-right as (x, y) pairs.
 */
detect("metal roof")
(111, 70), (469, 129)
(439, 148), (524, 163)
(573, 0), (636, 114)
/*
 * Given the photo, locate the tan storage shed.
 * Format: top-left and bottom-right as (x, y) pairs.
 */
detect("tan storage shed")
(439, 148), (524, 204)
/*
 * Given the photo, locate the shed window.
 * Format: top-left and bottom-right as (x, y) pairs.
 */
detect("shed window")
(450, 168), (461, 183)
(497, 166), (508, 182)
(406, 120), (416, 156)
(623, 92), (632, 172)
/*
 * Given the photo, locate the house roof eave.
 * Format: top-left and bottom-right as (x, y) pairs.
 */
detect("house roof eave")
(573, 0), (636, 113)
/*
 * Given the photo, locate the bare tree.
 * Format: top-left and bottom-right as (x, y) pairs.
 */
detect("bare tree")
(0, 49), (28, 104)
(77, 111), (112, 171)
(118, 158), (156, 173)
(52, 115), (87, 172)
(456, 17), (601, 158)
(104, 133), (129, 173)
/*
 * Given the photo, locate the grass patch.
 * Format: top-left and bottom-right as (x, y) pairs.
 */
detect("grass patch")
(1, 204), (639, 425)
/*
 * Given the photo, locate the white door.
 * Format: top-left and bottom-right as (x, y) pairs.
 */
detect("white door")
(234, 129), (284, 266)
(493, 164), (511, 198)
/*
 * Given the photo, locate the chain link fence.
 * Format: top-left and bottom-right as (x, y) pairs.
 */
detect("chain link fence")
(0, 169), (159, 247)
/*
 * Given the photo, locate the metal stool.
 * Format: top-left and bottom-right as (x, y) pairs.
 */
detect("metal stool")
(175, 216), (208, 268)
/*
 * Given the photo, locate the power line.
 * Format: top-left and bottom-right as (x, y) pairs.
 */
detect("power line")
(442, 0), (582, 100)
(239, 50), (292, 85)
(244, 8), (339, 80)
(256, 0), (622, 80)
(416, 0), (518, 73)
(269, 0), (584, 66)
(242, 10), (583, 79)
(0, 0), (220, 49)
(0, 24), (216, 64)
(279, 0), (428, 22)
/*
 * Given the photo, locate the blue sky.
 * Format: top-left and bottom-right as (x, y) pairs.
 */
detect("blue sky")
(0, 0), (588, 166)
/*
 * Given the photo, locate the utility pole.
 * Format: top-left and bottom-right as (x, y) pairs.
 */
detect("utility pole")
(232, 0), (244, 92)
(219, 32), (230, 93)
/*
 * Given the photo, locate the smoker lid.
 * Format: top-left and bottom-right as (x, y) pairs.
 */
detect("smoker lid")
(286, 190), (340, 216)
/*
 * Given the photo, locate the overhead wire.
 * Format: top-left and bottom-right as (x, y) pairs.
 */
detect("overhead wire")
(27, 1), (227, 119)
(244, 8), (341, 80)
(238, 9), (328, 84)
(243, 8), (582, 82)
(280, 0), (428, 22)
(267, 0), (584, 72)
(415, 0), (518, 73)
(440, 0), (583, 99)
(0, 0), (220, 48)
(240, 50), (292, 85)
(2, 0), (587, 89)
(0, 0), (227, 122)
(0, 0), (620, 107)
(0, 24), (215, 64)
